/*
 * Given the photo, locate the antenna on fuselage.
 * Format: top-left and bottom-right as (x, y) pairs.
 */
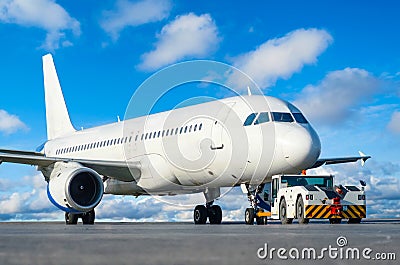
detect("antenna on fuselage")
(117, 116), (121, 122)
(247, 86), (252, 96)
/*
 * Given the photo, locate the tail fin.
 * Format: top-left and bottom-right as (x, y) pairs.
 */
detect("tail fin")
(42, 54), (75, 140)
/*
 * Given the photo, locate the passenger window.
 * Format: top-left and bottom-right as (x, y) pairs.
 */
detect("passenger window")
(254, 112), (270, 125)
(158, 131), (161, 137)
(199, 123), (203, 130)
(135, 135), (138, 141)
(293, 113), (308, 124)
(194, 124), (197, 131)
(244, 113), (258, 126)
(184, 126), (188, 133)
(189, 125), (192, 132)
(180, 127), (183, 134)
(175, 128), (179, 135)
(272, 112), (294, 122)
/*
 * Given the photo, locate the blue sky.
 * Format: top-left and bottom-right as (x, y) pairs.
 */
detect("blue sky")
(0, 0), (399, 221)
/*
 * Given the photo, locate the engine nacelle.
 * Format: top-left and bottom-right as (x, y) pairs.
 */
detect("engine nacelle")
(47, 162), (104, 213)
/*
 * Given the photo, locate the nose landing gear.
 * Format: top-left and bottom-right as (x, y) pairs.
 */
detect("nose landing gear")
(243, 184), (270, 225)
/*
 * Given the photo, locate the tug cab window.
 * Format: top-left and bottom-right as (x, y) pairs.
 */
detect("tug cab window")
(271, 112), (294, 122)
(243, 113), (257, 126)
(254, 112), (270, 125)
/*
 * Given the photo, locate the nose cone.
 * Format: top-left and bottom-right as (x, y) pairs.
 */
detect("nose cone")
(283, 126), (321, 170)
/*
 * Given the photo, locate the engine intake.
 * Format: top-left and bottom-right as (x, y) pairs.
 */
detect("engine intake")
(47, 162), (103, 212)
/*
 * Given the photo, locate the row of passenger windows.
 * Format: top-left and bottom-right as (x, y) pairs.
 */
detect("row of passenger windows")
(243, 112), (308, 126)
(55, 123), (203, 155)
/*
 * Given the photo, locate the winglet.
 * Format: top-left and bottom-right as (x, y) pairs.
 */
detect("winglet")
(358, 151), (370, 167)
(43, 54), (75, 140)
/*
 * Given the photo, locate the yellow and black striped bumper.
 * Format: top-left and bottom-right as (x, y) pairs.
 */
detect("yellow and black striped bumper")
(305, 205), (366, 219)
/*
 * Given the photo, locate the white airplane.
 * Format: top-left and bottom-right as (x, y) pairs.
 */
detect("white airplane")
(0, 54), (370, 224)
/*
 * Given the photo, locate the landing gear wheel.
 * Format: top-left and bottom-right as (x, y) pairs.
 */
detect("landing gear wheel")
(208, 205), (222, 224)
(329, 218), (342, 224)
(280, 199), (293, 224)
(82, 209), (95, 225)
(296, 197), (309, 224)
(348, 218), (361, 224)
(245, 208), (255, 225)
(194, 205), (207, 224)
(256, 216), (268, 225)
(65, 212), (78, 225)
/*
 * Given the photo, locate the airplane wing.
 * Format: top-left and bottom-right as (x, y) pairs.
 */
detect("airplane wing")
(308, 152), (371, 169)
(0, 150), (137, 181)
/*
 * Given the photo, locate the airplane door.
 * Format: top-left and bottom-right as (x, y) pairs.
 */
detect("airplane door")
(210, 102), (235, 150)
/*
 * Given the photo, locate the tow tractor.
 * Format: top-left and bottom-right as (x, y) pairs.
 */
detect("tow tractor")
(243, 174), (366, 225)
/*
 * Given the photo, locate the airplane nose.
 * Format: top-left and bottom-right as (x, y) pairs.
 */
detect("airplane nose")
(282, 126), (321, 170)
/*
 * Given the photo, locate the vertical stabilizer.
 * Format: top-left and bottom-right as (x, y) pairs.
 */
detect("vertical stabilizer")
(42, 54), (75, 140)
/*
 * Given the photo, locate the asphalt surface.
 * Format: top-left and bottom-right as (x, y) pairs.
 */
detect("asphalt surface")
(0, 219), (399, 265)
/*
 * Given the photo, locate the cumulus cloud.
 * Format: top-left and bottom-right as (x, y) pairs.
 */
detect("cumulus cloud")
(101, 0), (171, 41)
(229, 28), (333, 90)
(0, 0), (80, 50)
(387, 111), (400, 134)
(294, 68), (380, 126)
(138, 13), (220, 71)
(0, 173), (57, 220)
(0, 109), (27, 134)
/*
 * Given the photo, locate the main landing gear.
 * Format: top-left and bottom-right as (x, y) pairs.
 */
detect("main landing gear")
(244, 184), (268, 225)
(194, 187), (222, 224)
(194, 201), (222, 224)
(65, 209), (95, 225)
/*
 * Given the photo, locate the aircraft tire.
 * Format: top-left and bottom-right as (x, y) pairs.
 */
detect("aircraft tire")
(82, 209), (95, 225)
(194, 205), (207, 224)
(245, 208), (255, 225)
(208, 205), (222, 224)
(65, 212), (78, 225)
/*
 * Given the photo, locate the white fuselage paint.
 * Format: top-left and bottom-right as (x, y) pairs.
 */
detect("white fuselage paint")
(44, 95), (321, 196)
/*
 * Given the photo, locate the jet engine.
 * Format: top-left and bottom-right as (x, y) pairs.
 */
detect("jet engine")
(46, 162), (104, 212)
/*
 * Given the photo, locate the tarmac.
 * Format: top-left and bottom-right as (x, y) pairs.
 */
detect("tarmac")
(0, 219), (399, 265)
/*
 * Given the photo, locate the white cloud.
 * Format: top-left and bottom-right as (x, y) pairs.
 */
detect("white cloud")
(101, 0), (171, 41)
(0, 192), (27, 214)
(0, 109), (27, 134)
(138, 13), (220, 71)
(0, 0), (80, 50)
(229, 28), (333, 89)
(294, 68), (380, 126)
(387, 111), (400, 134)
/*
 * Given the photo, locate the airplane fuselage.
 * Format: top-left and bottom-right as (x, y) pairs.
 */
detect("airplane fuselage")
(44, 95), (321, 196)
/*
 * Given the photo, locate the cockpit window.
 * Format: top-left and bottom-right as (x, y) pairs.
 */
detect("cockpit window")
(293, 113), (308, 124)
(254, 112), (270, 125)
(243, 113), (257, 126)
(272, 112), (294, 122)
